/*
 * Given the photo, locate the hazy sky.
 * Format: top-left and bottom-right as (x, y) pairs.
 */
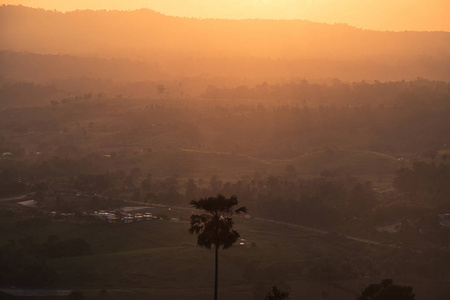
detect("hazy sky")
(1, 0), (449, 31)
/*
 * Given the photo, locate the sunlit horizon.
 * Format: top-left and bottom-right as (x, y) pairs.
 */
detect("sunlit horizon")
(1, 0), (450, 32)
(1, 2), (450, 300)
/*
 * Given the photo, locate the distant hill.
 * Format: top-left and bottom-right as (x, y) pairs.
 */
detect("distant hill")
(0, 51), (166, 83)
(1, 5), (450, 81)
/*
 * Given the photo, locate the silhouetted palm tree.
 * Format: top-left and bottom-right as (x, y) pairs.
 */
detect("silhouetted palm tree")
(189, 194), (247, 300)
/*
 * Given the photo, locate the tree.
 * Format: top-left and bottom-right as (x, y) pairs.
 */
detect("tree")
(185, 178), (199, 201)
(156, 84), (165, 95)
(265, 286), (289, 300)
(209, 175), (222, 193)
(357, 279), (414, 300)
(284, 164), (297, 181)
(189, 194), (247, 300)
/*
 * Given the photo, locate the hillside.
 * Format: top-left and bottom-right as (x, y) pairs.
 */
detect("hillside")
(0, 202), (447, 300)
(0, 51), (166, 83)
(106, 148), (403, 180)
(1, 84), (449, 181)
(1, 6), (450, 81)
(2, 6), (450, 59)
(1, 4), (450, 300)
(286, 149), (402, 176)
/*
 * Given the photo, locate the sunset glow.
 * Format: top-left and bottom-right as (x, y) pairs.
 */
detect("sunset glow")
(1, 0), (450, 31)
(1, 0), (450, 298)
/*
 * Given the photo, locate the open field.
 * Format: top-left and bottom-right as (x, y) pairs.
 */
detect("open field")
(2, 83), (449, 189)
(1, 201), (448, 300)
(108, 148), (402, 182)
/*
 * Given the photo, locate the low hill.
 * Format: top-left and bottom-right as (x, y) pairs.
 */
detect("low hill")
(1, 6), (450, 81)
(0, 51), (166, 83)
(114, 149), (271, 180)
(284, 149), (402, 176)
(110, 148), (402, 180)
(2, 6), (449, 60)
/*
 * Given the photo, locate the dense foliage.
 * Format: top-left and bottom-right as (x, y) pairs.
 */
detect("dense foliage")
(357, 279), (415, 300)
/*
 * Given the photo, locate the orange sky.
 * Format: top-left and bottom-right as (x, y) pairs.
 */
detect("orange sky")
(1, 0), (449, 32)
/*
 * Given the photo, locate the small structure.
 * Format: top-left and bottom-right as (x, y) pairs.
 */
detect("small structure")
(123, 214), (134, 223)
(2, 152), (13, 158)
(96, 211), (118, 223)
(144, 212), (153, 220)
(234, 238), (246, 246)
(18, 200), (38, 208)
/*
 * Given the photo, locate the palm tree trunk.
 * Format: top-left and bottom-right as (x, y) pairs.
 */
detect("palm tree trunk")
(214, 244), (219, 300)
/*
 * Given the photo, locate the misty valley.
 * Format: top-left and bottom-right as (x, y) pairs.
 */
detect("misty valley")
(1, 4), (450, 300)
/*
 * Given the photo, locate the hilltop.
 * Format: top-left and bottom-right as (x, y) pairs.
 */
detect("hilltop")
(1, 5), (450, 81)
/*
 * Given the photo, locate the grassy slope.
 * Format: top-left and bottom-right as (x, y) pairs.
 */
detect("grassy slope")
(115, 149), (271, 179)
(110, 148), (402, 181)
(1, 209), (445, 300)
(285, 149), (402, 176)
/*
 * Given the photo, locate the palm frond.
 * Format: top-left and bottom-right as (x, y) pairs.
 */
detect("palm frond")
(189, 195), (245, 249)
(235, 206), (247, 214)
